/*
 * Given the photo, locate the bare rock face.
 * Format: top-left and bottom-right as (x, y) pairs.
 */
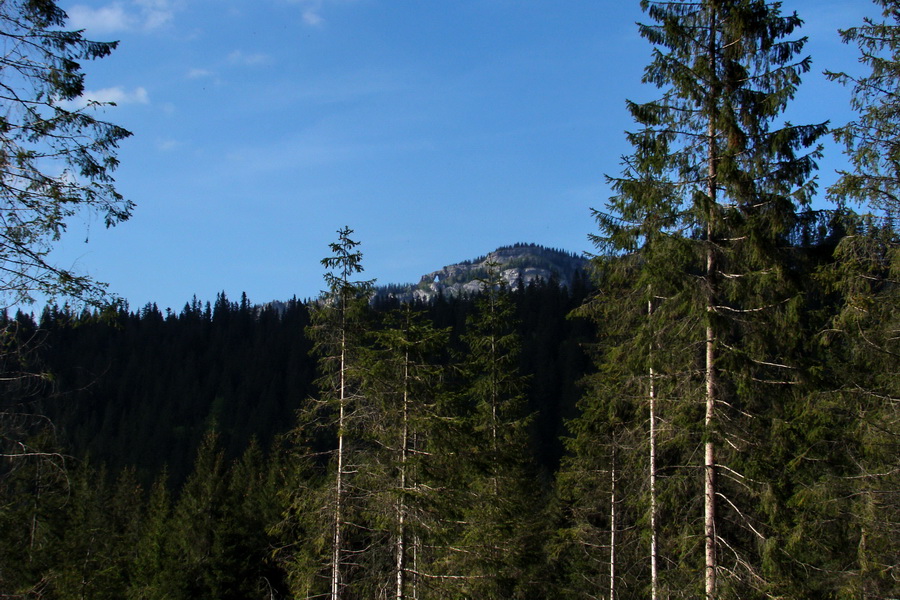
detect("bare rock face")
(377, 243), (588, 303)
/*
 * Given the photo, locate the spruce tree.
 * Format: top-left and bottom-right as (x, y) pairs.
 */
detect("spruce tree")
(53, 464), (143, 599)
(360, 304), (450, 600)
(128, 471), (175, 600)
(276, 227), (374, 600)
(436, 260), (542, 599)
(804, 3), (900, 595)
(827, 0), (900, 214)
(577, 1), (826, 597)
(554, 263), (671, 600)
(167, 431), (230, 599)
(796, 215), (900, 599)
(222, 440), (289, 599)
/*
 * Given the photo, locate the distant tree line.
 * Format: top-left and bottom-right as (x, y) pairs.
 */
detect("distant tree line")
(0, 269), (591, 489)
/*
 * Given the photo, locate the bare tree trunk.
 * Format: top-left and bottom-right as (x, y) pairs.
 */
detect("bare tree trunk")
(704, 185), (719, 600)
(648, 298), (659, 600)
(490, 290), (500, 499)
(30, 460), (41, 552)
(704, 8), (719, 597)
(705, 112), (719, 600)
(395, 354), (410, 600)
(412, 532), (420, 600)
(411, 427), (421, 600)
(704, 323), (717, 600)
(331, 328), (346, 600)
(609, 445), (617, 600)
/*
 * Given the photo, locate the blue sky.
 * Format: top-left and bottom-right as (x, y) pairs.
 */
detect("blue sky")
(48, 0), (876, 313)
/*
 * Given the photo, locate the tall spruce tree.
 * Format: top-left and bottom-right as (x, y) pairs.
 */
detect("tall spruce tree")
(436, 260), (542, 599)
(554, 262), (671, 600)
(361, 304), (450, 600)
(0, 430), (69, 597)
(51, 464), (143, 599)
(277, 227), (374, 600)
(577, 1), (826, 598)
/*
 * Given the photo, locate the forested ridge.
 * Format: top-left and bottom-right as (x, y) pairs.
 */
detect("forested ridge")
(1, 0), (899, 598)
(0, 269), (595, 598)
(11, 276), (592, 487)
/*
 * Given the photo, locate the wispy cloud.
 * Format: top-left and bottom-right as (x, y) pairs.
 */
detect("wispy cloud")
(285, 0), (325, 26)
(67, 0), (176, 33)
(87, 86), (150, 105)
(68, 4), (131, 33)
(187, 68), (214, 79)
(286, 0), (360, 27)
(228, 50), (272, 67)
(302, 4), (324, 26)
(156, 138), (183, 151)
(61, 85), (149, 109)
(222, 128), (433, 177)
(135, 0), (175, 29)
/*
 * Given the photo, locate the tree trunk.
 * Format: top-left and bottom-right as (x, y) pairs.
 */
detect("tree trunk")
(609, 445), (617, 600)
(648, 298), (659, 600)
(331, 328), (346, 600)
(704, 330), (717, 600)
(395, 354), (410, 600)
(705, 7), (719, 597)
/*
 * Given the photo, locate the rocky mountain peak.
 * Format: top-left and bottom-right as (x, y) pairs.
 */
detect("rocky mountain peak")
(376, 243), (588, 303)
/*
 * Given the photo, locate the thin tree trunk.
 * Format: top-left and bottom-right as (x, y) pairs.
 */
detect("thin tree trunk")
(396, 503), (406, 600)
(331, 327), (346, 600)
(412, 532), (421, 600)
(396, 353), (410, 600)
(705, 178), (719, 600)
(30, 461), (41, 552)
(704, 324), (717, 600)
(610, 445), (617, 600)
(411, 427), (421, 600)
(648, 297), (659, 600)
(705, 7), (719, 598)
(490, 289), (500, 499)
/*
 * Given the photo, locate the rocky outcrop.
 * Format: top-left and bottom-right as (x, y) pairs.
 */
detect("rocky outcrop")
(376, 243), (588, 303)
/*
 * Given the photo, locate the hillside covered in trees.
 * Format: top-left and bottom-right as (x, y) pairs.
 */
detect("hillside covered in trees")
(20, 268), (592, 486)
(1, 261), (594, 598)
(1, 0), (899, 599)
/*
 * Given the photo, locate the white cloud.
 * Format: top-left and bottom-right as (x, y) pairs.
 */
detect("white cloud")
(85, 86), (150, 105)
(67, 4), (132, 33)
(302, 7), (324, 26)
(187, 68), (214, 79)
(286, 0), (324, 26)
(66, 1), (176, 33)
(156, 138), (182, 151)
(288, 0), (360, 27)
(228, 50), (272, 67)
(61, 86), (149, 110)
(135, 0), (174, 29)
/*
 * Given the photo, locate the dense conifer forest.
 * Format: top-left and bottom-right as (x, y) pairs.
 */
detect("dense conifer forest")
(2, 0), (899, 599)
(0, 270), (594, 598)
(12, 276), (592, 487)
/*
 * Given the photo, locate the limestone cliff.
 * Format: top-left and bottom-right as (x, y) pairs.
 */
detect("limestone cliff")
(376, 243), (588, 303)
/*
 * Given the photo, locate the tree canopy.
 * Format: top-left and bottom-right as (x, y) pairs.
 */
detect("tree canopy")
(0, 0), (133, 309)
